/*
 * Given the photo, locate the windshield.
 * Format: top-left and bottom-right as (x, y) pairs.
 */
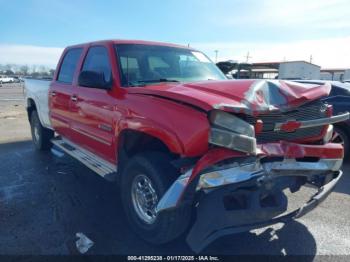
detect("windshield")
(115, 44), (226, 87)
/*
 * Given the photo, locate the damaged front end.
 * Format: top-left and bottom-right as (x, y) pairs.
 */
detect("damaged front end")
(156, 103), (349, 253)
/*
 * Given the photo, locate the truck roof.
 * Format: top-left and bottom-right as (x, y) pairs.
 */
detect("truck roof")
(66, 39), (193, 50)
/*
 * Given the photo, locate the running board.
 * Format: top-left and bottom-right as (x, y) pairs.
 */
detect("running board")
(51, 138), (117, 181)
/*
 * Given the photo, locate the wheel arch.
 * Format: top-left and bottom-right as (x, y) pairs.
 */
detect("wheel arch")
(116, 128), (182, 171)
(26, 98), (37, 121)
(334, 122), (350, 137)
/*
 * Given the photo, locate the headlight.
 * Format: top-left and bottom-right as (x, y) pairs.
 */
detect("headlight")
(209, 110), (255, 137)
(209, 110), (257, 154)
(209, 128), (257, 154)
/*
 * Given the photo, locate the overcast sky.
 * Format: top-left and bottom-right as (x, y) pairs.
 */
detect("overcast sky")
(0, 0), (349, 68)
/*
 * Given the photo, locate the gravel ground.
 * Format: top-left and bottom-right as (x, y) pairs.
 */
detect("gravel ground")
(0, 83), (349, 259)
(0, 83), (31, 143)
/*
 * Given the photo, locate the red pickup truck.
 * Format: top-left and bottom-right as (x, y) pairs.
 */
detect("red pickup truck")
(25, 40), (349, 252)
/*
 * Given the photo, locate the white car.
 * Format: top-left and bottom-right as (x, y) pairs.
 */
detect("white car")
(0, 76), (15, 84)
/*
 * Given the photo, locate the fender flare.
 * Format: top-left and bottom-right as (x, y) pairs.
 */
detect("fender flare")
(117, 118), (185, 155)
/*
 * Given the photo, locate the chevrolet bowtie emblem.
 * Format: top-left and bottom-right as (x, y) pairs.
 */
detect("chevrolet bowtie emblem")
(274, 120), (301, 132)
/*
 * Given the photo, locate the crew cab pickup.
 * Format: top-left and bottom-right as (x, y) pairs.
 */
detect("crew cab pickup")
(25, 40), (349, 252)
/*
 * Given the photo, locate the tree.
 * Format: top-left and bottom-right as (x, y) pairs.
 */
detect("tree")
(49, 69), (55, 77)
(5, 70), (14, 76)
(20, 65), (29, 76)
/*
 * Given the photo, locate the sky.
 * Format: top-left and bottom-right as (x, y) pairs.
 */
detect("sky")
(0, 0), (349, 68)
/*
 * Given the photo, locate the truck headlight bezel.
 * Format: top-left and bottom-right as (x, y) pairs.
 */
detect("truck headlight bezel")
(209, 110), (255, 137)
(209, 128), (257, 154)
(209, 110), (257, 154)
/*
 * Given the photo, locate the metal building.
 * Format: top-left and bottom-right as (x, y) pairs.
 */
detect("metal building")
(278, 61), (320, 80)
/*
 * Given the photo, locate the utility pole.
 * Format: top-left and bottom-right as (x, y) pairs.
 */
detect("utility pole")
(310, 55), (313, 64)
(245, 51), (252, 63)
(214, 50), (218, 63)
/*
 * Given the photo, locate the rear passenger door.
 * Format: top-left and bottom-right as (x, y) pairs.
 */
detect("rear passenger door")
(50, 48), (83, 140)
(70, 45), (115, 163)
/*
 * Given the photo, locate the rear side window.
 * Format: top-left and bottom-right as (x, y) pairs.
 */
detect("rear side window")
(57, 48), (83, 84)
(82, 46), (112, 83)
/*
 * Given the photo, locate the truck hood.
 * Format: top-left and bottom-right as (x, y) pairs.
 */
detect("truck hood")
(127, 80), (331, 116)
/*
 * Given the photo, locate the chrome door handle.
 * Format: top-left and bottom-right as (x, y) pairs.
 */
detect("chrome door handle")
(51, 91), (56, 97)
(71, 95), (78, 102)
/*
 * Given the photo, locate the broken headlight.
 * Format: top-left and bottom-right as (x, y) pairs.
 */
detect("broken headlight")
(209, 110), (257, 154)
(209, 110), (255, 136)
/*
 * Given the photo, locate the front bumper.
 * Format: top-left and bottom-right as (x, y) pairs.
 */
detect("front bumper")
(156, 142), (344, 252)
(187, 170), (342, 253)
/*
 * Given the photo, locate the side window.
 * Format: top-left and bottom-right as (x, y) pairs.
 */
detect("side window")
(82, 46), (112, 83)
(57, 48), (83, 84)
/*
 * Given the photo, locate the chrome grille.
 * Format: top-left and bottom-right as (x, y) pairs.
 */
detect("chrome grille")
(244, 101), (327, 143)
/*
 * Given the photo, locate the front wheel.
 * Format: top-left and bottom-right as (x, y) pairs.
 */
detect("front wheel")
(120, 152), (191, 244)
(30, 110), (54, 150)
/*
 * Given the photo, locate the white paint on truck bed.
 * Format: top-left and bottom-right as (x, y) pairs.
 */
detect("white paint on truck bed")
(24, 79), (52, 129)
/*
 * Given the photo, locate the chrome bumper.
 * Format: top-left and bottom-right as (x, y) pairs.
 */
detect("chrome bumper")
(274, 112), (350, 131)
(156, 158), (343, 213)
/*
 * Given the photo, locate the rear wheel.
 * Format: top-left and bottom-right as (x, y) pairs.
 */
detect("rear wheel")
(121, 152), (191, 244)
(30, 110), (54, 150)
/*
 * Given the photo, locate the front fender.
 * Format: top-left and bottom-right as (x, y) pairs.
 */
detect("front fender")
(116, 94), (210, 157)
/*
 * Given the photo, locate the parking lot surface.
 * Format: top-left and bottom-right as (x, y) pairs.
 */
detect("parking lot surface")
(0, 84), (350, 257)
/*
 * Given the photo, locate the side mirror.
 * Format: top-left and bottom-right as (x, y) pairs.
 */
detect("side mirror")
(78, 70), (112, 89)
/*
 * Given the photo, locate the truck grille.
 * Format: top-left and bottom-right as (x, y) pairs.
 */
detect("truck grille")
(244, 101), (327, 143)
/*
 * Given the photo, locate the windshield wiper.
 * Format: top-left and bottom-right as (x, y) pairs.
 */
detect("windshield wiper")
(138, 78), (180, 84)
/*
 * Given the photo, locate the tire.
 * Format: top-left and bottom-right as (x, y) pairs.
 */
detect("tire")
(30, 110), (54, 150)
(333, 126), (349, 160)
(121, 151), (192, 244)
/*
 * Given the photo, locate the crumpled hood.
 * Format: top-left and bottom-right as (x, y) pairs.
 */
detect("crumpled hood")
(127, 79), (331, 116)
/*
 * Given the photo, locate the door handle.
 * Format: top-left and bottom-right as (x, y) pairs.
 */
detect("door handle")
(71, 95), (78, 102)
(51, 91), (56, 97)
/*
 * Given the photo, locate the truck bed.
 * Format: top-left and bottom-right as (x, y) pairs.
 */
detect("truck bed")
(24, 79), (52, 129)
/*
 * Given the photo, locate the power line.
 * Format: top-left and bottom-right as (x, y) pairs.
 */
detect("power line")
(214, 50), (218, 63)
(245, 51), (252, 63)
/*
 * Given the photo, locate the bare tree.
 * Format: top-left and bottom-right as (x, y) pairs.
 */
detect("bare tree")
(20, 65), (29, 76)
(49, 69), (55, 77)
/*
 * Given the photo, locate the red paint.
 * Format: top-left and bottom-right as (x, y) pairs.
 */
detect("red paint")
(128, 80), (331, 115)
(188, 148), (246, 183)
(279, 120), (302, 132)
(185, 142), (343, 187)
(48, 40), (336, 167)
(254, 119), (264, 134)
(326, 104), (333, 117)
(258, 142), (343, 159)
